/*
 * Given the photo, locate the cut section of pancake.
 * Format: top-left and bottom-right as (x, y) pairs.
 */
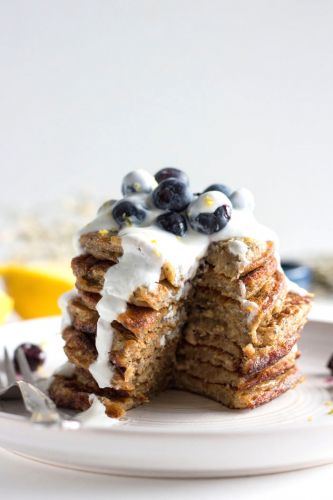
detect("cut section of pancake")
(176, 367), (301, 409)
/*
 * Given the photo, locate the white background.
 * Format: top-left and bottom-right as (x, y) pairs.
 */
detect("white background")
(0, 0), (332, 256)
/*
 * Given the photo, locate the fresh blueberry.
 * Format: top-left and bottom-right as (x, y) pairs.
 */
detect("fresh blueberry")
(152, 179), (192, 211)
(121, 169), (157, 196)
(203, 183), (233, 198)
(154, 167), (189, 185)
(156, 212), (187, 237)
(327, 354), (333, 374)
(112, 200), (146, 227)
(14, 343), (46, 374)
(190, 206), (231, 234)
(188, 191), (232, 234)
(230, 188), (255, 211)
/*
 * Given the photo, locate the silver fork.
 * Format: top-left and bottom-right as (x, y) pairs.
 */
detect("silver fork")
(1, 347), (80, 429)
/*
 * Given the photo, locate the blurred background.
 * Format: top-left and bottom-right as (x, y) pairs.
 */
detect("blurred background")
(0, 0), (332, 321)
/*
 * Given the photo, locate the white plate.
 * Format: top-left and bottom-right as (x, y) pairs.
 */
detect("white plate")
(0, 317), (333, 478)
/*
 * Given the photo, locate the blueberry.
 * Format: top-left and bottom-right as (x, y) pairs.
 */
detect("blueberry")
(203, 183), (233, 198)
(327, 354), (333, 374)
(156, 212), (187, 237)
(230, 188), (255, 211)
(188, 191), (232, 234)
(152, 179), (192, 211)
(121, 169), (157, 196)
(112, 200), (146, 227)
(14, 343), (46, 374)
(154, 167), (189, 185)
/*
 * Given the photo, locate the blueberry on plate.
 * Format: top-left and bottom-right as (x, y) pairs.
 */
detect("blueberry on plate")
(14, 343), (46, 374)
(152, 179), (192, 211)
(188, 191), (232, 234)
(121, 169), (157, 196)
(230, 188), (255, 211)
(154, 167), (189, 185)
(156, 212), (187, 237)
(203, 183), (233, 198)
(112, 200), (146, 227)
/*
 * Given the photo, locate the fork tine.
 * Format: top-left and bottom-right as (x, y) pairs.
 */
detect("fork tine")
(16, 348), (34, 384)
(4, 347), (16, 385)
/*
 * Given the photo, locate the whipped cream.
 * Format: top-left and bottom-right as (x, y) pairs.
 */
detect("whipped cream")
(75, 394), (120, 428)
(58, 289), (78, 329)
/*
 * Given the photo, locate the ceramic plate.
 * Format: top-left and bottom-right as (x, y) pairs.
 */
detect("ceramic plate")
(0, 317), (333, 477)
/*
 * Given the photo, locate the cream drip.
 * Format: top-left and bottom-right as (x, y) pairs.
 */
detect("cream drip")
(58, 289), (77, 329)
(75, 394), (120, 428)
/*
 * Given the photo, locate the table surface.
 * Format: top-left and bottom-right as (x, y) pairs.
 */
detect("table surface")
(1, 299), (333, 499)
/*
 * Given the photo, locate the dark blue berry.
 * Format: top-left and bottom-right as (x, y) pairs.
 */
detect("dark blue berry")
(327, 354), (333, 374)
(112, 200), (146, 227)
(156, 212), (187, 237)
(152, 179), (192, 211)
(14, 343), (46, 373)
(189, 205), (231, 234)
(203, 184), (233, 198)
(154, 167), (189, 185)
(121, 170), (156, 196)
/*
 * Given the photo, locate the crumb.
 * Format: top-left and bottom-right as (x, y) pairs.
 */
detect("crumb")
(98, 229), (109, 236)
(307, 416), (313, 422)
(324, 400), (332, 406)
(327, 409), (333, 415)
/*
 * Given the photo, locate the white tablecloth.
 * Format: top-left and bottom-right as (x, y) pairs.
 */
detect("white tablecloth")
(1, 447), (333, 500)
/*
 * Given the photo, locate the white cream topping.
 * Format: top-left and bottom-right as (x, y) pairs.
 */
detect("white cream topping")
(227, 239), (250, 263)
(187, 191), (231, 217)
(285, 277), (309, 297)
(122, 169), (157, 195)
(58, 289), (77, 329)
(75, 394), (120, 428)
(54, 361), (76, 378)
(230, 188), (255, 211)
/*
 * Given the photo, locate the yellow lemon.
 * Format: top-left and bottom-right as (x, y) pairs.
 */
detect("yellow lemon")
(0, 262), (75, 319)
(0, 290), (14, 324)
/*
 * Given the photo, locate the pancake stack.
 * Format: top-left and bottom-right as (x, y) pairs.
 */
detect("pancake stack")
(49, 169), (312, 418)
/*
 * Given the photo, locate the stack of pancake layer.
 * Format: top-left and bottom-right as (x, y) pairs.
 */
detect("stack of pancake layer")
(49, 232), (311, 417)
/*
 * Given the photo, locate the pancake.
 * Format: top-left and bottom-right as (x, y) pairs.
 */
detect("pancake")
(176, 367), (301, 409)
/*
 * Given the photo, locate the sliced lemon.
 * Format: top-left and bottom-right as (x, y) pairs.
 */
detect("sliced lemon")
(0, 290), (14, 324)
(0, 262), (75, 319)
